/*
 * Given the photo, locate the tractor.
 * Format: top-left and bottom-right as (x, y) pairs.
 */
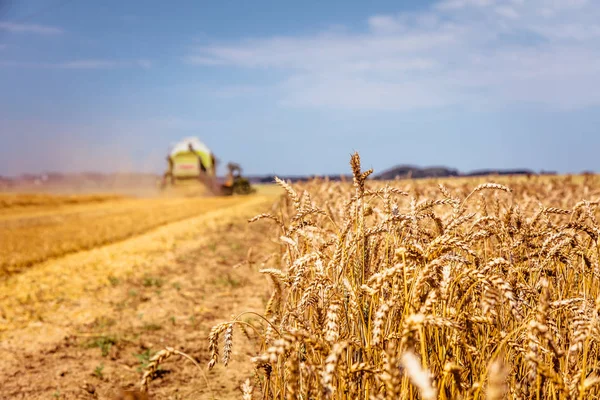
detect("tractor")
(220, 162), (255, 195)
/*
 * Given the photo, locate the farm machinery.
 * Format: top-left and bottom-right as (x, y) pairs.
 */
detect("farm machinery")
(220, 162), (254, 195)
(160, 137), (254, 196)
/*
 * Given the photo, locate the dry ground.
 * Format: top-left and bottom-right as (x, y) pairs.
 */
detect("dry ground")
(0, 186), (282, 399)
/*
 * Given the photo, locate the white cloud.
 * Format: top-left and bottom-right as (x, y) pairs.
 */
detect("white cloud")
(368, 15), (403, 34)
(280, 75), (465, 110)
(213, 84), (262, 98)
(185, 0), (600, 110)
(0, 22), (63, 35)
(495, 6), (519, 19)
(58, 60), (119, 69)
(435, 0), (495, 11)
(189, 32), (455, 71)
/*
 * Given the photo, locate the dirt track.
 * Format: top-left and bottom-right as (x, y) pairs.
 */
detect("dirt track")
(0, 192), (281, 399)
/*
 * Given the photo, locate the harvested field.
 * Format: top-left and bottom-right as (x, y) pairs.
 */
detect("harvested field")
(0, 187), (282, 399)
(0, 193), (125, 209)
(0, 192), (248, 276)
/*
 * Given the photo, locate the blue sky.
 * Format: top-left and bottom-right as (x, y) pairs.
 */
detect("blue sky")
(1, 0), (600, 177)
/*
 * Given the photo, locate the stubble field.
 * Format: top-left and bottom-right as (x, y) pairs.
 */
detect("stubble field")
(0, 192), (251, 277)
(2, 159), (600, 400)
(0, 184), (282, 399)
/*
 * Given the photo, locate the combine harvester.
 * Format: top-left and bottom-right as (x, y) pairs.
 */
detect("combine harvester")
(160, 136), (254, 196)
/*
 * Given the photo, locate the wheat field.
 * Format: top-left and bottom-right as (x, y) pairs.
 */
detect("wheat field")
(140, 153), (600, 399)
(3, 158), (600, 399)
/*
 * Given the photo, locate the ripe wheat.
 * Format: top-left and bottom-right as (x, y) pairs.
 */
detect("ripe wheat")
(151, 153), (600, 399)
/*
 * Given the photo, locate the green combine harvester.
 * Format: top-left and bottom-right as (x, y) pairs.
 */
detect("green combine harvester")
(160, 137), (254, 196)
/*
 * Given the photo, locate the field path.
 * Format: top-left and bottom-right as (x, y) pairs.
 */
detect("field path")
(0, 192), (281, 399)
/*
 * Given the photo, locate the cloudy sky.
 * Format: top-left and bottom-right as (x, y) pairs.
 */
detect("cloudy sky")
(1, 0), (599, 176)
